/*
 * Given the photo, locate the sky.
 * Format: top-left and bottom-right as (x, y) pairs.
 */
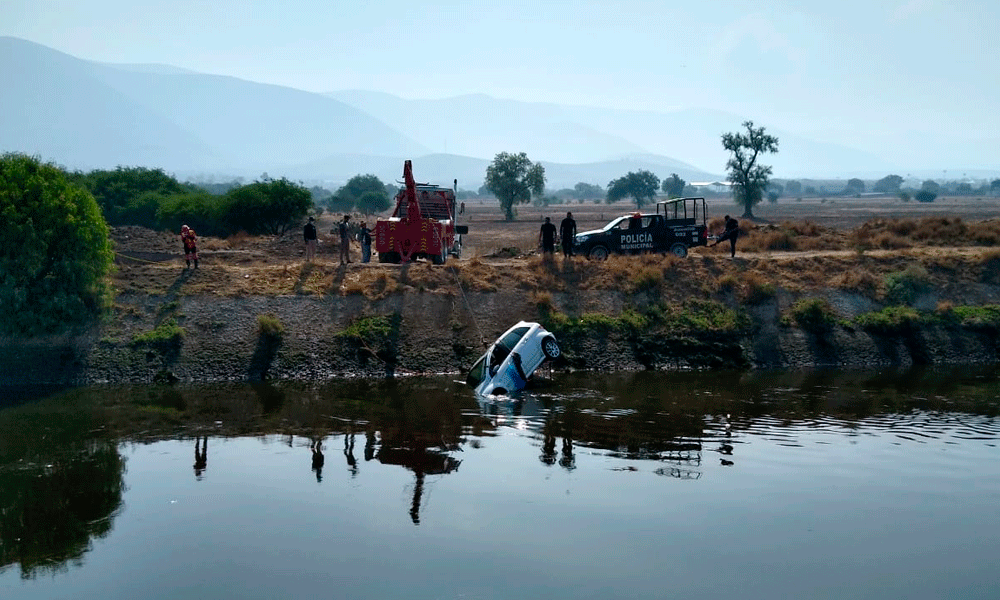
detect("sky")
(4, 0), (998, 167)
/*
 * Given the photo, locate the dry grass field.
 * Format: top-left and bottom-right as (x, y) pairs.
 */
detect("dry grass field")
(109, 194), (1000, 308)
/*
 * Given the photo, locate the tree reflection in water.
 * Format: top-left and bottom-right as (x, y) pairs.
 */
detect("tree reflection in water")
(0, 441), (125, 579)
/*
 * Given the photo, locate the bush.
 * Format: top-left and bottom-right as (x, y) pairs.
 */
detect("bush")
(855, 306), (923, 333)
(0, 154), (113, 334)
(884, 264), (930, 305)
(132, 319), (184, 348)
(787, 298), (838, 332)
(257, 314), (285, 339)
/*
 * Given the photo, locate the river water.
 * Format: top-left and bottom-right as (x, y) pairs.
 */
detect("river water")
(2, 367), (999, 599)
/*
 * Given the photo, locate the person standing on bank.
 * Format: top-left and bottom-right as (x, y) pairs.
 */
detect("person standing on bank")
(539, 216), (557, 256)
(560, 212), (577, 257)
(711, 215), (740, 258)
(358, 221), (372, 263)
(335, 214), (352, 264)
(303, 216), (317, 262)
(180, 224), (198, 269)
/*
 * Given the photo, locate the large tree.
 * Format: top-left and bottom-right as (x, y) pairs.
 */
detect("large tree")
(845, 178), (865, 196)
(0, 153), (113, 334)
(73, 166), (187, 226)
(873, 174), (904, 194)
(607, 170), (660, 209)
(335, 174), (388, 211)
(223, 177), (312, 235)
(722, 121), (779, 219)
(573, 182), (604, 199)
(661, 173), (686, 198)
(484, 152), (546, 221)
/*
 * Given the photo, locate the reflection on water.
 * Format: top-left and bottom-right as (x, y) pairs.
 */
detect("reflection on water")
(2, 367), (999, 597)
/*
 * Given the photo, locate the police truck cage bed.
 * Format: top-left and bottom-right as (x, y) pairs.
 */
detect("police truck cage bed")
(573, 197), (709, 260)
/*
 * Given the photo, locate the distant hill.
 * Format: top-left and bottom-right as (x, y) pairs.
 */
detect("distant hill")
(327, 90), (903, 179)
(0, 37), (427, 175)
(4, 36), (994, 190)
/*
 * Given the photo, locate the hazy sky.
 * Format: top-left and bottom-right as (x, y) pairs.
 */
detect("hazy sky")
(4, 0), (998, 158)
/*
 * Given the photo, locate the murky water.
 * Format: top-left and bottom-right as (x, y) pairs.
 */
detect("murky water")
(2, 367), (999, 599)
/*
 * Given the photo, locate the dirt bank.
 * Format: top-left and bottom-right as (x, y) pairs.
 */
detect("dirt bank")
(3, 223), (1000, 386)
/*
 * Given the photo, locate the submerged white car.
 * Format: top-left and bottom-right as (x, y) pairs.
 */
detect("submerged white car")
(465, 321), (561, 396)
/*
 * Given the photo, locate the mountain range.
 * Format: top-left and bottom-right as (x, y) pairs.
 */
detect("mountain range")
(2, 36), (994, 190)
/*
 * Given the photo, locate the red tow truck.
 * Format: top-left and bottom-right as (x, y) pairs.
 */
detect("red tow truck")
(375, 160), (467, 264)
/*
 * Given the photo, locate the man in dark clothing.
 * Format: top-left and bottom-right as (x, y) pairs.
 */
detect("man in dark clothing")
(335, 215), (352, 264)
(559, 212), (577, 257)
(539, 217), (557, 256)
(711, 215), (740, 257)
(303, 216), (317, 261)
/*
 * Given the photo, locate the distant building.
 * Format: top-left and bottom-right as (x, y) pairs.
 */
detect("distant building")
(690, 181), (732, 194)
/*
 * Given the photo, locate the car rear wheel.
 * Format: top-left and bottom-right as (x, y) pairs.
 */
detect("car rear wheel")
(432, 252), (446, 265)
(541, 336), (561, 359)
(588, 245), (609, 260)
(379, 251), (401, 264)
(669, 243), (688, 258)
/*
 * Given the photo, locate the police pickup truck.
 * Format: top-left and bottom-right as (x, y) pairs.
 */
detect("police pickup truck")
(574, 197), (709, 259)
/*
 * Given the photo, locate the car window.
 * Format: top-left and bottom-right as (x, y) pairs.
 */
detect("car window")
(603, 217), (627, 232)
(499, 327), (530, 350)
(466, 354), (486, 386)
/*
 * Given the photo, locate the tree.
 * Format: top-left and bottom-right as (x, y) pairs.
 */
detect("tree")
(991, 179), (1000, 195)
(0, 153), (113, 334)
(223, 177), (312, 235)
(606, 170), (660, 209)
(874, 174), (903, 194)
(661, 173), (686, 197)
(573, 182), (604, 199)
(921, 180), (941, 195)
(484, 152), (546, 221)
(357, 190), (391, 215)
(784, 180), (802, 196)
(845, 178), (865, 196)
(915, 189), (937, 203)
(722, 120), (779, 219)
(73, 166), (187, 226)
(336, 174), (387, 207)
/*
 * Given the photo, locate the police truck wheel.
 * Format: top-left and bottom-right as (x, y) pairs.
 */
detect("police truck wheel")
(541, 336), (561, 360)
(669, 243), (688, 258)
(588, 245), (609, 260)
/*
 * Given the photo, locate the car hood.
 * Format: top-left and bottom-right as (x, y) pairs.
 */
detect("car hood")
(577, 227), (606, 237)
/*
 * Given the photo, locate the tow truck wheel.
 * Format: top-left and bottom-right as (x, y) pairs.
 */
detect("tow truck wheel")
(432, 253), (446, 265)
(669, 243), (688, 258)
(588, 245), (610, 260)
(541, 336), (561, 360)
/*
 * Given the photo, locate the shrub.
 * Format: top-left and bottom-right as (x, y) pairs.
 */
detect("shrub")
(884, 264), (930, 305)
(787, 298), (838, 332)
(257, 314), (285, 339)
(0, 154), (113, 334)
(739, 272), (776, 304)
(759, 230), (796, 251)
(952, 305), (1000, 332)
(132, 319), (184, 348)
(629, 266), (664, 293)
(855, 306), (923, 333)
